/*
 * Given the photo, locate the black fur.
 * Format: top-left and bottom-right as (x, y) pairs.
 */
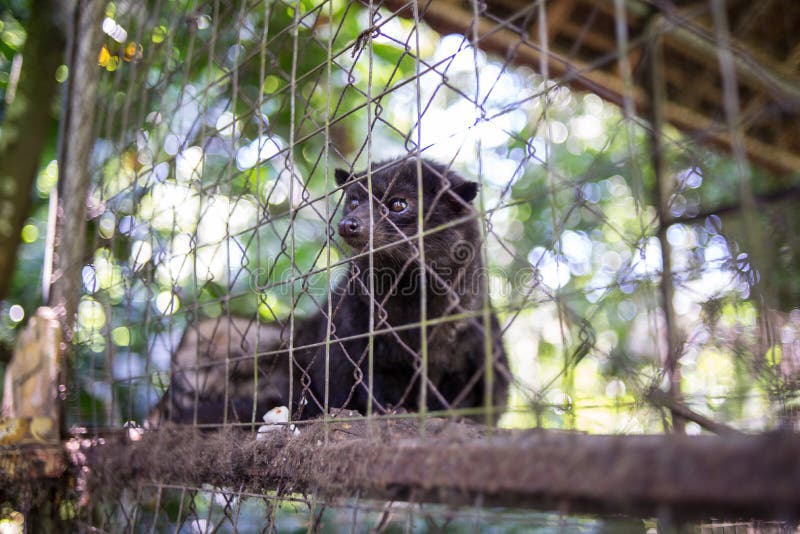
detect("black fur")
(150, 158), (509, 426)
(291, 158), (508, 418)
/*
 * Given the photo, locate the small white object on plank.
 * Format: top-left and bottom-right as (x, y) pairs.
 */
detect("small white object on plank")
(256, 406), (299, 440)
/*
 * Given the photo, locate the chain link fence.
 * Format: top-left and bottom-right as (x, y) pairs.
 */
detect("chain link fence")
(49, 0), (800, 530)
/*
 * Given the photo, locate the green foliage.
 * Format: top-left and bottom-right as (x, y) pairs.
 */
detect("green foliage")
(0, 2), (28, 118)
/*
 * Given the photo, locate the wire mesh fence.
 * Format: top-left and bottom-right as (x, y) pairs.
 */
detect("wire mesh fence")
(54, 0), (800, 530)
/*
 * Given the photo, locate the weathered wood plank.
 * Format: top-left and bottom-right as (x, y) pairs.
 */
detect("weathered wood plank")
(83, 419), (800, 521)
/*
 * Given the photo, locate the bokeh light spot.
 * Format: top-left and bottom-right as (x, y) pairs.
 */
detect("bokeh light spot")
(9, 305), (24, 323)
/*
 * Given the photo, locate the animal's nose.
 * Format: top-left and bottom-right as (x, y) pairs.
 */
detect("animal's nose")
(338, 217), (362, 237)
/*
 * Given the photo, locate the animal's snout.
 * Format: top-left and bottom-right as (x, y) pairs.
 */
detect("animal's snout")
(338, 217), (363, 239)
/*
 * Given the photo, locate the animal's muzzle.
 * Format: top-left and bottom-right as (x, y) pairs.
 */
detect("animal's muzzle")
(338, 217), (363, 239)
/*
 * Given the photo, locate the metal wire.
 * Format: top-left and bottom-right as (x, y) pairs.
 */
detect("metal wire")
(60, 0), (800, 529)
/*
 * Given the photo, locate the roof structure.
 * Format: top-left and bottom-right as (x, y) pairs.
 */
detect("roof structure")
(385, 0), (800, 175)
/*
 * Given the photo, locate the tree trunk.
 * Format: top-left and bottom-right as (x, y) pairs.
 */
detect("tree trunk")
(0, 0), (67, 301)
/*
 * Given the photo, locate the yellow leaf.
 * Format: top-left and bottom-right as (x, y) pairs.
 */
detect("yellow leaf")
(98, 44), (111, 66)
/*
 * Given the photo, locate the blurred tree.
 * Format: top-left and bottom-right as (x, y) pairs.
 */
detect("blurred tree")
(0, 0), (65, 301)
(0, 0), (66, 366)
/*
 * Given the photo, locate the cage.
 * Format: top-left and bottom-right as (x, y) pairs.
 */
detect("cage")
(1, 0), (800, 531)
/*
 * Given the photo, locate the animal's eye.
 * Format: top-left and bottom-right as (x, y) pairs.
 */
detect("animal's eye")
(388, 198), (408, 213)
(348, 198), (360, 210)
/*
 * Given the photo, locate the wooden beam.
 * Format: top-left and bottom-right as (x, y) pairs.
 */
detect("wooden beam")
(662, 99), (800, 172)
(83, 420), (800, 521)
(560, 20), (617, 53)
(532, 0), (575, 50)
(653, 14), (800, 106)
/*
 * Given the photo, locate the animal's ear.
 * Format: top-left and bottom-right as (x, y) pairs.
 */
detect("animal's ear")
(335, 168), (351, 186)
(451, 180), (479, 203)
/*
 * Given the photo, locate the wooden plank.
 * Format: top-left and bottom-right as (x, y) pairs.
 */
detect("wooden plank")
(0, 307), (64, 481)
(533, 0), (576, 49)
(0, 445), (66, 480)
(83, 420), (800, 521)
(560, 20), (617, 53)
(663, 99), (800, 171)
(1, 307), (61, 447)
(654, 14), (800, 104)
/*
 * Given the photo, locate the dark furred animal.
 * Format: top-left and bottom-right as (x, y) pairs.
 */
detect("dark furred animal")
(149, 158), (509, 426)
(293, 158), (508, 418)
